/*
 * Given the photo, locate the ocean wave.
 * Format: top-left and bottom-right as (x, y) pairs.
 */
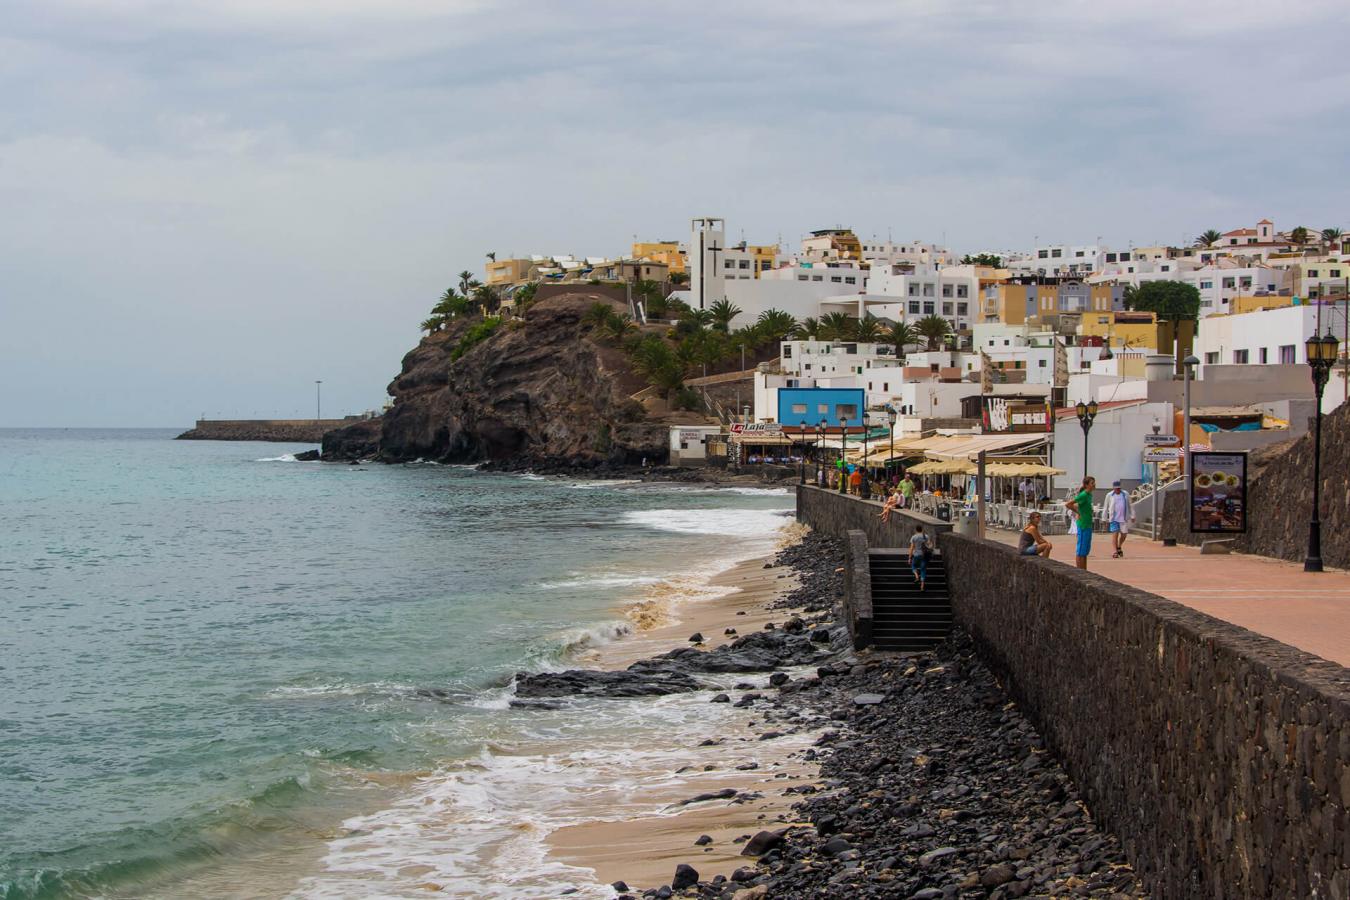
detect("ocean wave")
(620, 507), (792, 537)
(538, 573), (662, 590)
(254, 453), (298, 462)
(264, 680), (421, 701)
(565, 479), (642, 489)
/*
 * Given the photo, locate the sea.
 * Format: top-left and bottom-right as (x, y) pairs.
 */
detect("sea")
(0, 429), (796, 899)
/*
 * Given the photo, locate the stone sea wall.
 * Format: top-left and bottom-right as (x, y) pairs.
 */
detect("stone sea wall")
(795, 484), (951, 549)
(941, 532), (1350, 899)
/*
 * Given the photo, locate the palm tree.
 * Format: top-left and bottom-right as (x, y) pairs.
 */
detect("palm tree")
(1322, 227), (1344, 250)
(755, 309), (797, 344)
(851, 315), (885, 342)
(431, 288), (469, 320)
(818, 312), (855, 341)
(485, 251), (496, 262)
(792, 317), (821, 339)
(1194, 229), (1223, 248)
(1290, 226), (1310, 246)
(708, 298), (742, 332)
(472, 284), (500, 314)
(915, 314), (952, 350)
(458, 270), (476, 296)
(630, 336), (684, 398)
(886, 321), (920, 361)
(421, 315), (447, 333)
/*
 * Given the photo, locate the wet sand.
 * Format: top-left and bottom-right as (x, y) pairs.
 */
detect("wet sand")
(548, 528), (824, 889)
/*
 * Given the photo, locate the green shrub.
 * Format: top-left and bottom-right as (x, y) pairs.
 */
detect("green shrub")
(451, 316), (502, 361)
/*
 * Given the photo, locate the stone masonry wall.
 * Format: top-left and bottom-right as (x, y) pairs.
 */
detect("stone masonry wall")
(177, 419), (354, 442)
(1161, 398), (1350, 567)
(796, 484), (952, 549)
(941, 531), (1350, 899)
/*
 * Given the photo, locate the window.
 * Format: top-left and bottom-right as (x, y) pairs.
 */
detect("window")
(844, 276), (856, 284)
(836, 404), (858, 420)
(738, 260), (750, 269)
(1308, 270), (1320, 278)
(957, 302), (968, 316)
(1098, 316), (1109, 324)
(782, 346), (792, 357)
(724, 260), (736, 270)
(724, 274), (735, 280)
(1038, 250), (1049, 259)
(830, 276), (842, 283)
(1051, 249), (1062, 258)
(1222, 278), (1235, 289)
(956, 285), (968, 298)
(1259, 348), (1268, 364)
(817, 404), (828, 414)
(1279, 344), (1296, 364)
(883, 382), (889, 392)
(923, 283), (935, 297)
(797, 275), (807, 281)
(812, 275), (823, 282)
(943, 303), (953, 315)
(1127, 266), (1134, 273)
(908, 301), (921, 314)
(1106, 253), (1117, 262)
(1199, 280), (1213, 289)
(1332, 270), (1342, 278)
(1038, 359), (1047, 367)
(908, 284), (919, 296)
(1075, 250), (1085, 257)
(942, 284), (953, 297)
(922, 302), (935, 314)
(1161, 265), (1170, 272)
(1233, 349), (1249, 364)
(1204, 352), (1219, 364)
(791, 403), (807, 414)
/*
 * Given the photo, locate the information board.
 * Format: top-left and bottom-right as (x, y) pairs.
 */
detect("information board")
(1189, 451), (1247, 534)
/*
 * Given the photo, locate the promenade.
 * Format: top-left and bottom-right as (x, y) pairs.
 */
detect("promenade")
(987, 525), (1350, 666)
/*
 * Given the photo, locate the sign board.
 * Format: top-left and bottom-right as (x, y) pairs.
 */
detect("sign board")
(1189, 451), (1247, 534)
(1143, 448), (1182, 462)
(1144, 434), (1179, 446)
(729, 423), (783, 436)
(983, 397), (1053, 433)
(678, 430), (707, 443)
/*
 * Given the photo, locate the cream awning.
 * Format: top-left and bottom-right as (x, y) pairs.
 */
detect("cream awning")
(921, 433), (1049, 461)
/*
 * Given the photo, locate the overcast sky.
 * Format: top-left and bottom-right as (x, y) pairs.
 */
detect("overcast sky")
(3, 1), (1348, 426)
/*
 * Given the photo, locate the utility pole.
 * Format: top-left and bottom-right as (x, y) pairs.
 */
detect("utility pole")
(315, 380), (322, 421)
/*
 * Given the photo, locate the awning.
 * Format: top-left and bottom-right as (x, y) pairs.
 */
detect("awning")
(985, 462), (1065, 477)
(921, 433), (1049, 460)
(909, 459), (977, 476)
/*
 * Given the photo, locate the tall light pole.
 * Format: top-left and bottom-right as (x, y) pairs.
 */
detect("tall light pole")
(1182, 355), (1199, 476)
(798, 423), (808, 485)
(1075, 400), (1098, 480)
(1304, 331), (1338, 572)
(315, 380), (323, 421)
(887, 405), (898, 478)
(860, 413), (870, 499)
(838, 414), (848, 494)
(816, 420), (826, 485)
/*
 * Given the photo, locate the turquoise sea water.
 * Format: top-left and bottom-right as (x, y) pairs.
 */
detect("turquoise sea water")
(0, 430), (793, 899)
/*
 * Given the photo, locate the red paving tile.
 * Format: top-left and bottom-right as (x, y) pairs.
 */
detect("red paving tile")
(985, 527), (1350, 667)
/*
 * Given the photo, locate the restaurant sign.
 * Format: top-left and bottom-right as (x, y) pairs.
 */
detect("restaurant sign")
(1189, 451), (1247, 534)
(982, 397), (1052, 433)
(729, 423), (783, 436)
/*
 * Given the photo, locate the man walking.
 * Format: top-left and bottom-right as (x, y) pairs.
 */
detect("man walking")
(1107, 480), (1135, 558)
(1064, 476), (1096, 570)
(899, 473), (915, 509)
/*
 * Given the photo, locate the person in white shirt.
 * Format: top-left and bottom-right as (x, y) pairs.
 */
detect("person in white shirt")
(1107, 480), (1135, 558)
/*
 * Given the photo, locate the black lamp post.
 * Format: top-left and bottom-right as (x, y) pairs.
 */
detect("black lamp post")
(1304, 331), (1339, 572)
(798, 424), (808, 485)
(1075, 400), (1099, 480)
(816, 420), (826, 485)
(887, 406), (898, 476)
(860, 414), (870, 500)
(838, 414), (848, 494)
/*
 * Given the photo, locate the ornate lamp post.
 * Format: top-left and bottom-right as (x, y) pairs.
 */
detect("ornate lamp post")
(887, 405), (898, 476)
(816, 420), (827, 485)
(838, 414), (848, 494)
(798, 423), (808, 485)
(1304, 331), (1339, 572)
(860, 413), (870, 500)
(1075, 400), (1099, 480)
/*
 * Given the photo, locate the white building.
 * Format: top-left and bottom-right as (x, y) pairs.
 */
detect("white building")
(1008, 244), (1106, 278)
(1191, 263), (1291, 316)
(863, 263), (977, 330)
(688, 216), (728, 310)
(858, 239), (952, 266)
(1193, 303), (1329, 373)
(779, 339), (900, 378)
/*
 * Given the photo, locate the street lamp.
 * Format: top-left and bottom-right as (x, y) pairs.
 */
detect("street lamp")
(799, 424), (808, 485)
(838, 414), (848, 494)
(1303, 331), (1339, 572)
(1182, 355), (1199, 476)
(315, 380), (323, 421)
(1075, 399), (1099, 479)
(816, 420), (826, 485)
(860, 413), (870, 500)
(887, 405), (898, 476)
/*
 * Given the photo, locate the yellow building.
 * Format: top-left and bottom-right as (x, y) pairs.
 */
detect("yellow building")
(745, 243), (778, 275)
(802, 228), (863, 261)
(632, 241), (687, 274)
(1076, 310), (1195, 358)
(485, 258), (539, 287)
(1230, 294), (1296, 315)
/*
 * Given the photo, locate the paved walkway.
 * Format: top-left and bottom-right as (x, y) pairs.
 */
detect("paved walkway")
(985, 526), (1350, 667)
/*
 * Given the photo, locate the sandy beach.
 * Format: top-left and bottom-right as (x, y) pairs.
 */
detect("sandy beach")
(547, 530), (825, 889)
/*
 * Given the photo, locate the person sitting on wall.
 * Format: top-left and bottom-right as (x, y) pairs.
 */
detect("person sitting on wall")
(1018, 511), (1053, 558)
(879, 489), (900, 524)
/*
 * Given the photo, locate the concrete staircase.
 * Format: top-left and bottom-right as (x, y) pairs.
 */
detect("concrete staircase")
(867, 548), (953, 651)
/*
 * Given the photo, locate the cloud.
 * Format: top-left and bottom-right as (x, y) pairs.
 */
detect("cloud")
(1, 0), (1348, 424)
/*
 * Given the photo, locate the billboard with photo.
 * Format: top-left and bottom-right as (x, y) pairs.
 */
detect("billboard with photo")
(1189, 451), (1247, 533)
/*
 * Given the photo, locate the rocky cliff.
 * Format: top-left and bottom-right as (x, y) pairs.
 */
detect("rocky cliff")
(323, 292), (671, 466)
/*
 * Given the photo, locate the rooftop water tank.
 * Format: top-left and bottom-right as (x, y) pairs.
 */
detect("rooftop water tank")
(1145, 354), (1174, 382)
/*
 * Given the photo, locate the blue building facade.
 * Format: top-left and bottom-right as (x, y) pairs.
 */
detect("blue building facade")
(777, 387), (866, 428)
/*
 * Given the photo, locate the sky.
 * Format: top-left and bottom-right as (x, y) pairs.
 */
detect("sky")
(2, 0), (1349, 426)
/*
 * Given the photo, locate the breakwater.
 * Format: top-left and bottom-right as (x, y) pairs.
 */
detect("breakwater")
(176, 418), (357, 442)
(797, 485), (1350, 898)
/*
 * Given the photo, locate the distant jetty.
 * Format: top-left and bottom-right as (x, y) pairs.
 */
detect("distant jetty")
(176, 418), (364, 443)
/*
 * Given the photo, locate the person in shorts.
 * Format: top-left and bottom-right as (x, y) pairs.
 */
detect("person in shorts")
(909, 524), (930, 590)
(1018, 511), (1052, 558)
(1064, 476), (1096, 570)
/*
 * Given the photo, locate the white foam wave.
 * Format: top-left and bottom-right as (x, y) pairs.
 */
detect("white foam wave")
(539, 573), (662, 590)
(516, 473), (548, 481)
(566, 479), (641, 490)
(265, 680), (419, 700)
(620, 507), (792, 538)
(255, 453), (298, 462)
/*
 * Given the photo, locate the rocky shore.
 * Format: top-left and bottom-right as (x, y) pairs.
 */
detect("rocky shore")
(528, 531), (1143, 899)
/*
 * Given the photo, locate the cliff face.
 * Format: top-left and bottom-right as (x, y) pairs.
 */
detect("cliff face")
(323, 292), (669, 466)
